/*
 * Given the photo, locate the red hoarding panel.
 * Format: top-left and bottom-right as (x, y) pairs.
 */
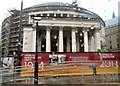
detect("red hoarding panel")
(21, 52), (119, 67)
(21, 52), (119, 76)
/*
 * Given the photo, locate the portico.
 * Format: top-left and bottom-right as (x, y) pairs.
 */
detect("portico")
(23, 20), (102, 52)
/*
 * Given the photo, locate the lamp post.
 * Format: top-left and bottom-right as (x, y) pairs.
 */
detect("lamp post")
(33, 17), (41, 84)
(18, 0), (23, 64)
(34, 21), (38, 84)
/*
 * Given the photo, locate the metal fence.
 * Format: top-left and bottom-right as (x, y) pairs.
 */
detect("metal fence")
(0, 61), (119, 84)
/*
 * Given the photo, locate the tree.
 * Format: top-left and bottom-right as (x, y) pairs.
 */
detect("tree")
(96, 49), (111, 53)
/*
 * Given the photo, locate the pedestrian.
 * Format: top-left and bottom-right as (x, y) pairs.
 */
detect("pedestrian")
(93, 67), (97, 75)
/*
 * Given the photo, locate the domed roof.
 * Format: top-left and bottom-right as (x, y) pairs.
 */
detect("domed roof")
(24, 2), (105, 26)
(31, 2), (71, 7)
(24, 2), (78, 11)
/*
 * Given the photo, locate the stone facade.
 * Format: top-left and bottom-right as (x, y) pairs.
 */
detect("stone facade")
(1, 2), (105, 56)
(105, 17), (120, 51)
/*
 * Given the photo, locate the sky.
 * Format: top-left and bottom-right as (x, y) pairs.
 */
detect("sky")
(0, 0), (119, 26)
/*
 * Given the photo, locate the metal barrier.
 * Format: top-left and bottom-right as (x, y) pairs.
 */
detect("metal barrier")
(0, 61), (119, 84)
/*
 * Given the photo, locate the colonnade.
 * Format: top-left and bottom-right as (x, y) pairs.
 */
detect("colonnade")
(23, 26), (101, 52)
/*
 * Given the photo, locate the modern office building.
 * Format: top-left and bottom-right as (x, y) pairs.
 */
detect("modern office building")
(1, 2), (105, 56)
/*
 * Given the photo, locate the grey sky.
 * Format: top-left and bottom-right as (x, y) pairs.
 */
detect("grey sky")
(0, 0), (119, 26)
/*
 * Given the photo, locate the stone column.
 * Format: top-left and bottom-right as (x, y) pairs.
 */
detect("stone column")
(23, 26), (34, 52)
(38, 35), (41, 52)
(95, 28), (101, 50)
(76, 32), (80, 52)
(90, 36), (95, 52)
(28, 15), (31, 24)
(57, 38), (59, 52)
(59, 27), (63, 52)
(71, 28), (76, 52)
(32, 27), (36, 52)
(83, 29), (89, 52)
(46, 27), (51, 52)
(67, 33), (70, 52)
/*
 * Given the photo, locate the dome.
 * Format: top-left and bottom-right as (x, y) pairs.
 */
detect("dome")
(23, 2), (105, 26)
(31, 2), (71, 7)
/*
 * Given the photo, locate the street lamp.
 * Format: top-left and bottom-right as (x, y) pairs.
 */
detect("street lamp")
(33, 16), (41, 84)
(18, 0), (23, 66)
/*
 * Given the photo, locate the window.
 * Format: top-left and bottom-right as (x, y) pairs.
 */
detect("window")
(109, 40), (112, 44)
(36, 14), (41, 17)
(56, 14), (61, 18)
(109, 36), (111, 39)
(69, 14), (73, 18)
(63, 14), (67, 18)
(49, 14), (54, 17)
(117, 38), (119, 42)
(117, 44), (119, 48)
(110, 45), (112, 49)
(43, 14), (47, 17)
